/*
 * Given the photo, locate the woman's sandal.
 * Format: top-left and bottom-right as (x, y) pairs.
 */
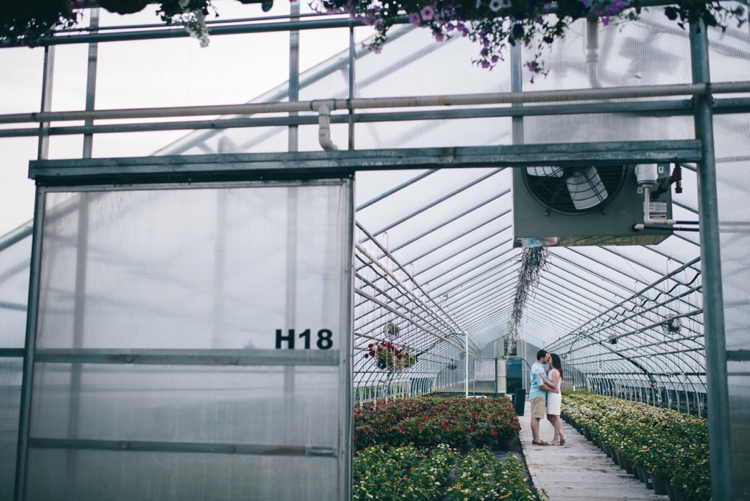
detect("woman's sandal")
(532, 440), (549, 446)
(559, 437), (566, 446)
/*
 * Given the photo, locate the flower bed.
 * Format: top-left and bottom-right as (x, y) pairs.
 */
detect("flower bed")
(353, 444), (542, 501)
(354, 396), (520, 450)
(561, 391), (710, 500)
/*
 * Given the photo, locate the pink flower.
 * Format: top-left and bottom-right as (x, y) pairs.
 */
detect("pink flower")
(421, 5), (434, 20)
(409, 12), (421, 24)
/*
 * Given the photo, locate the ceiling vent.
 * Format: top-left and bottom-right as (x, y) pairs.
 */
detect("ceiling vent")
(513, 164), (673, 247)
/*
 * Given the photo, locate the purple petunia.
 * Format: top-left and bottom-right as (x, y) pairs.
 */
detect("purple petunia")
(409, 12), (421, 24)
(421, 5), (435, 20)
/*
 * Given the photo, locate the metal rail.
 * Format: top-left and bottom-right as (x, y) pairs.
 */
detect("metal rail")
(2, 82), (749, 126)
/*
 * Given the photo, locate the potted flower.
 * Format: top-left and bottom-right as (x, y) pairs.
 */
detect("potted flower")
(365, 341), (418, 371)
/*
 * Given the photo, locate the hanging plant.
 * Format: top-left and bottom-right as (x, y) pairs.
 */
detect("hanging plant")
(364, 341), (418, 371)
(1, 1), (745, 72)
(508, 246), (549, 346)
(315, 0), (746, 74)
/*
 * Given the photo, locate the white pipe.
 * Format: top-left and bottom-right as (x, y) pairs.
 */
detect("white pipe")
(586, 20), (602, 89)
(1, 81), (749, 125)
(317, 104), (338, 151)
(465, 332), (469, 398)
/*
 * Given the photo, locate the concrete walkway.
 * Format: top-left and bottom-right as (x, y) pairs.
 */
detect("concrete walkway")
(518, 401), (669, 501)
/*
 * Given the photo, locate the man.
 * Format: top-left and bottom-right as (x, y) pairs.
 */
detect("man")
(529, 349), (557, 445)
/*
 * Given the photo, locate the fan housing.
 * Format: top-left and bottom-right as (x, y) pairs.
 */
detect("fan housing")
(513, 164), (673, 247)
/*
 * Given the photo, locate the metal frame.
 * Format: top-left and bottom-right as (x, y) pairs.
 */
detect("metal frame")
(1, 8), (748, 499)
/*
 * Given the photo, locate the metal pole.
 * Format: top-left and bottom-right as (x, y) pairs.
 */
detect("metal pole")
(14, 188), (46, 501)
(510, 43), (524, 144)
(348, 24), (355, 150)
(4, 81), (749, 126)
(288, 1), (300, 152)
(465, 331), (469, 398)
(690, 20), (733, 501)
(37, 46), (55, 160)
(82, 8), (99, 158)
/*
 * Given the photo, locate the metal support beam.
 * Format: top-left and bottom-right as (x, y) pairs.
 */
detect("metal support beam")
(14, 189), (46, 501)
(288, 2), (300, 153)
(690, 21), (733, 500)
(28, 141), (702, 183)
(37, 46), (55, 160)
(510, 43), (524, 144)
(82, 9), (99, 158)
(348, 24), (355, 150)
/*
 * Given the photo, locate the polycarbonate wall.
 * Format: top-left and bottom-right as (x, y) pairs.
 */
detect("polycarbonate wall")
(716, 113), (750, 500)
(0, 229), (31, 501)
(22, 180), (353, 500)
(145, 7), (745, 403)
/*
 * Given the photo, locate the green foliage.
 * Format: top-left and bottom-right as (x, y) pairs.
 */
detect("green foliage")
(354, 396), (520, 450)
(316, 0), (746, 74)
(562, 392), (711, 501)
(353, 444), (543, 501)
(446, 449), (541, 501)
(1, 0), (78, 46)
(2, 0), (745, 77)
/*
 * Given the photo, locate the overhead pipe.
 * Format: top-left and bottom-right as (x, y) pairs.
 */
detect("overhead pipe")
(1, 81), (749, 125)
(585, 19), (602, 89)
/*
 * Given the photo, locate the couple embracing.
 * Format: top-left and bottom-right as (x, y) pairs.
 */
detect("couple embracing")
(529, 349), (566, 446)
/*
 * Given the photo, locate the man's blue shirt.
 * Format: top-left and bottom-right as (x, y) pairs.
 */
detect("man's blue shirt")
(529, 361), (547, 400)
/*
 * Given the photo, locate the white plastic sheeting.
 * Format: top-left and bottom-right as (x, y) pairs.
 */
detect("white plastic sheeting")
(23, 181), (353, 500)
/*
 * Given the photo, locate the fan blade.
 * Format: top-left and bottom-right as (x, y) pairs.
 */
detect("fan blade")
(526, 166), (563, 177)
(566, 166), (608, 210)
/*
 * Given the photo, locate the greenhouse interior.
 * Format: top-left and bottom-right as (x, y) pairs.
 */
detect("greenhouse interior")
(0, 0), (748, 500)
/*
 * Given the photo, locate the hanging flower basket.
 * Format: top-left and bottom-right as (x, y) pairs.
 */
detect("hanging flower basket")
(364, 341), (417, 371)
(315, 0), (746, 76)
(2, 1), (745, 75)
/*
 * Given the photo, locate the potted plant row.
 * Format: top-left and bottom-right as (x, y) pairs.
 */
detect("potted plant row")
(561, 391), (710, 501)
(353, 443), (543, 501)
(354, 396), (520, 452)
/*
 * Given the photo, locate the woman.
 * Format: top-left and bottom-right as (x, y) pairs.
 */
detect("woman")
(541, 353), (566, 446)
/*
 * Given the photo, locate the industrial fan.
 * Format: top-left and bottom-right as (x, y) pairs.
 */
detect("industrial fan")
(513, 163), (673, 247)
(523, 165), (628, 215)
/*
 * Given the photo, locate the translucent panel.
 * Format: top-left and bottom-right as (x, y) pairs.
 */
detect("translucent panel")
(728, 361), (750, 500)
(28, 179), (353, 500)
(37, 183), (349, 350)
(716, 113), (750, 499)
(0, 232), (30, 347)
(30, 363), (338, 445)
(26, 449), (336, 501)
(1, 358), (23, 501)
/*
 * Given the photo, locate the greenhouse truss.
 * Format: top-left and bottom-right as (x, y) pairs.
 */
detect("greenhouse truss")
(0, 2), (748, 500)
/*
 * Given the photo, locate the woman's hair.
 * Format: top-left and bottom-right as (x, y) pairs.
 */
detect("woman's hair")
(550, 353), (563, 378)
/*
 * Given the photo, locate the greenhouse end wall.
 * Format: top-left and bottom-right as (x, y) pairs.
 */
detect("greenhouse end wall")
(17, 179), (354, 500)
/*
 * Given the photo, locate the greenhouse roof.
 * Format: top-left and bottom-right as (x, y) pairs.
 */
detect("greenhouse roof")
(2, 7), (749, 395)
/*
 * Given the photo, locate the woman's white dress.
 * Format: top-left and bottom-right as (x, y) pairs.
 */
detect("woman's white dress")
(546, 369), (562, 415)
